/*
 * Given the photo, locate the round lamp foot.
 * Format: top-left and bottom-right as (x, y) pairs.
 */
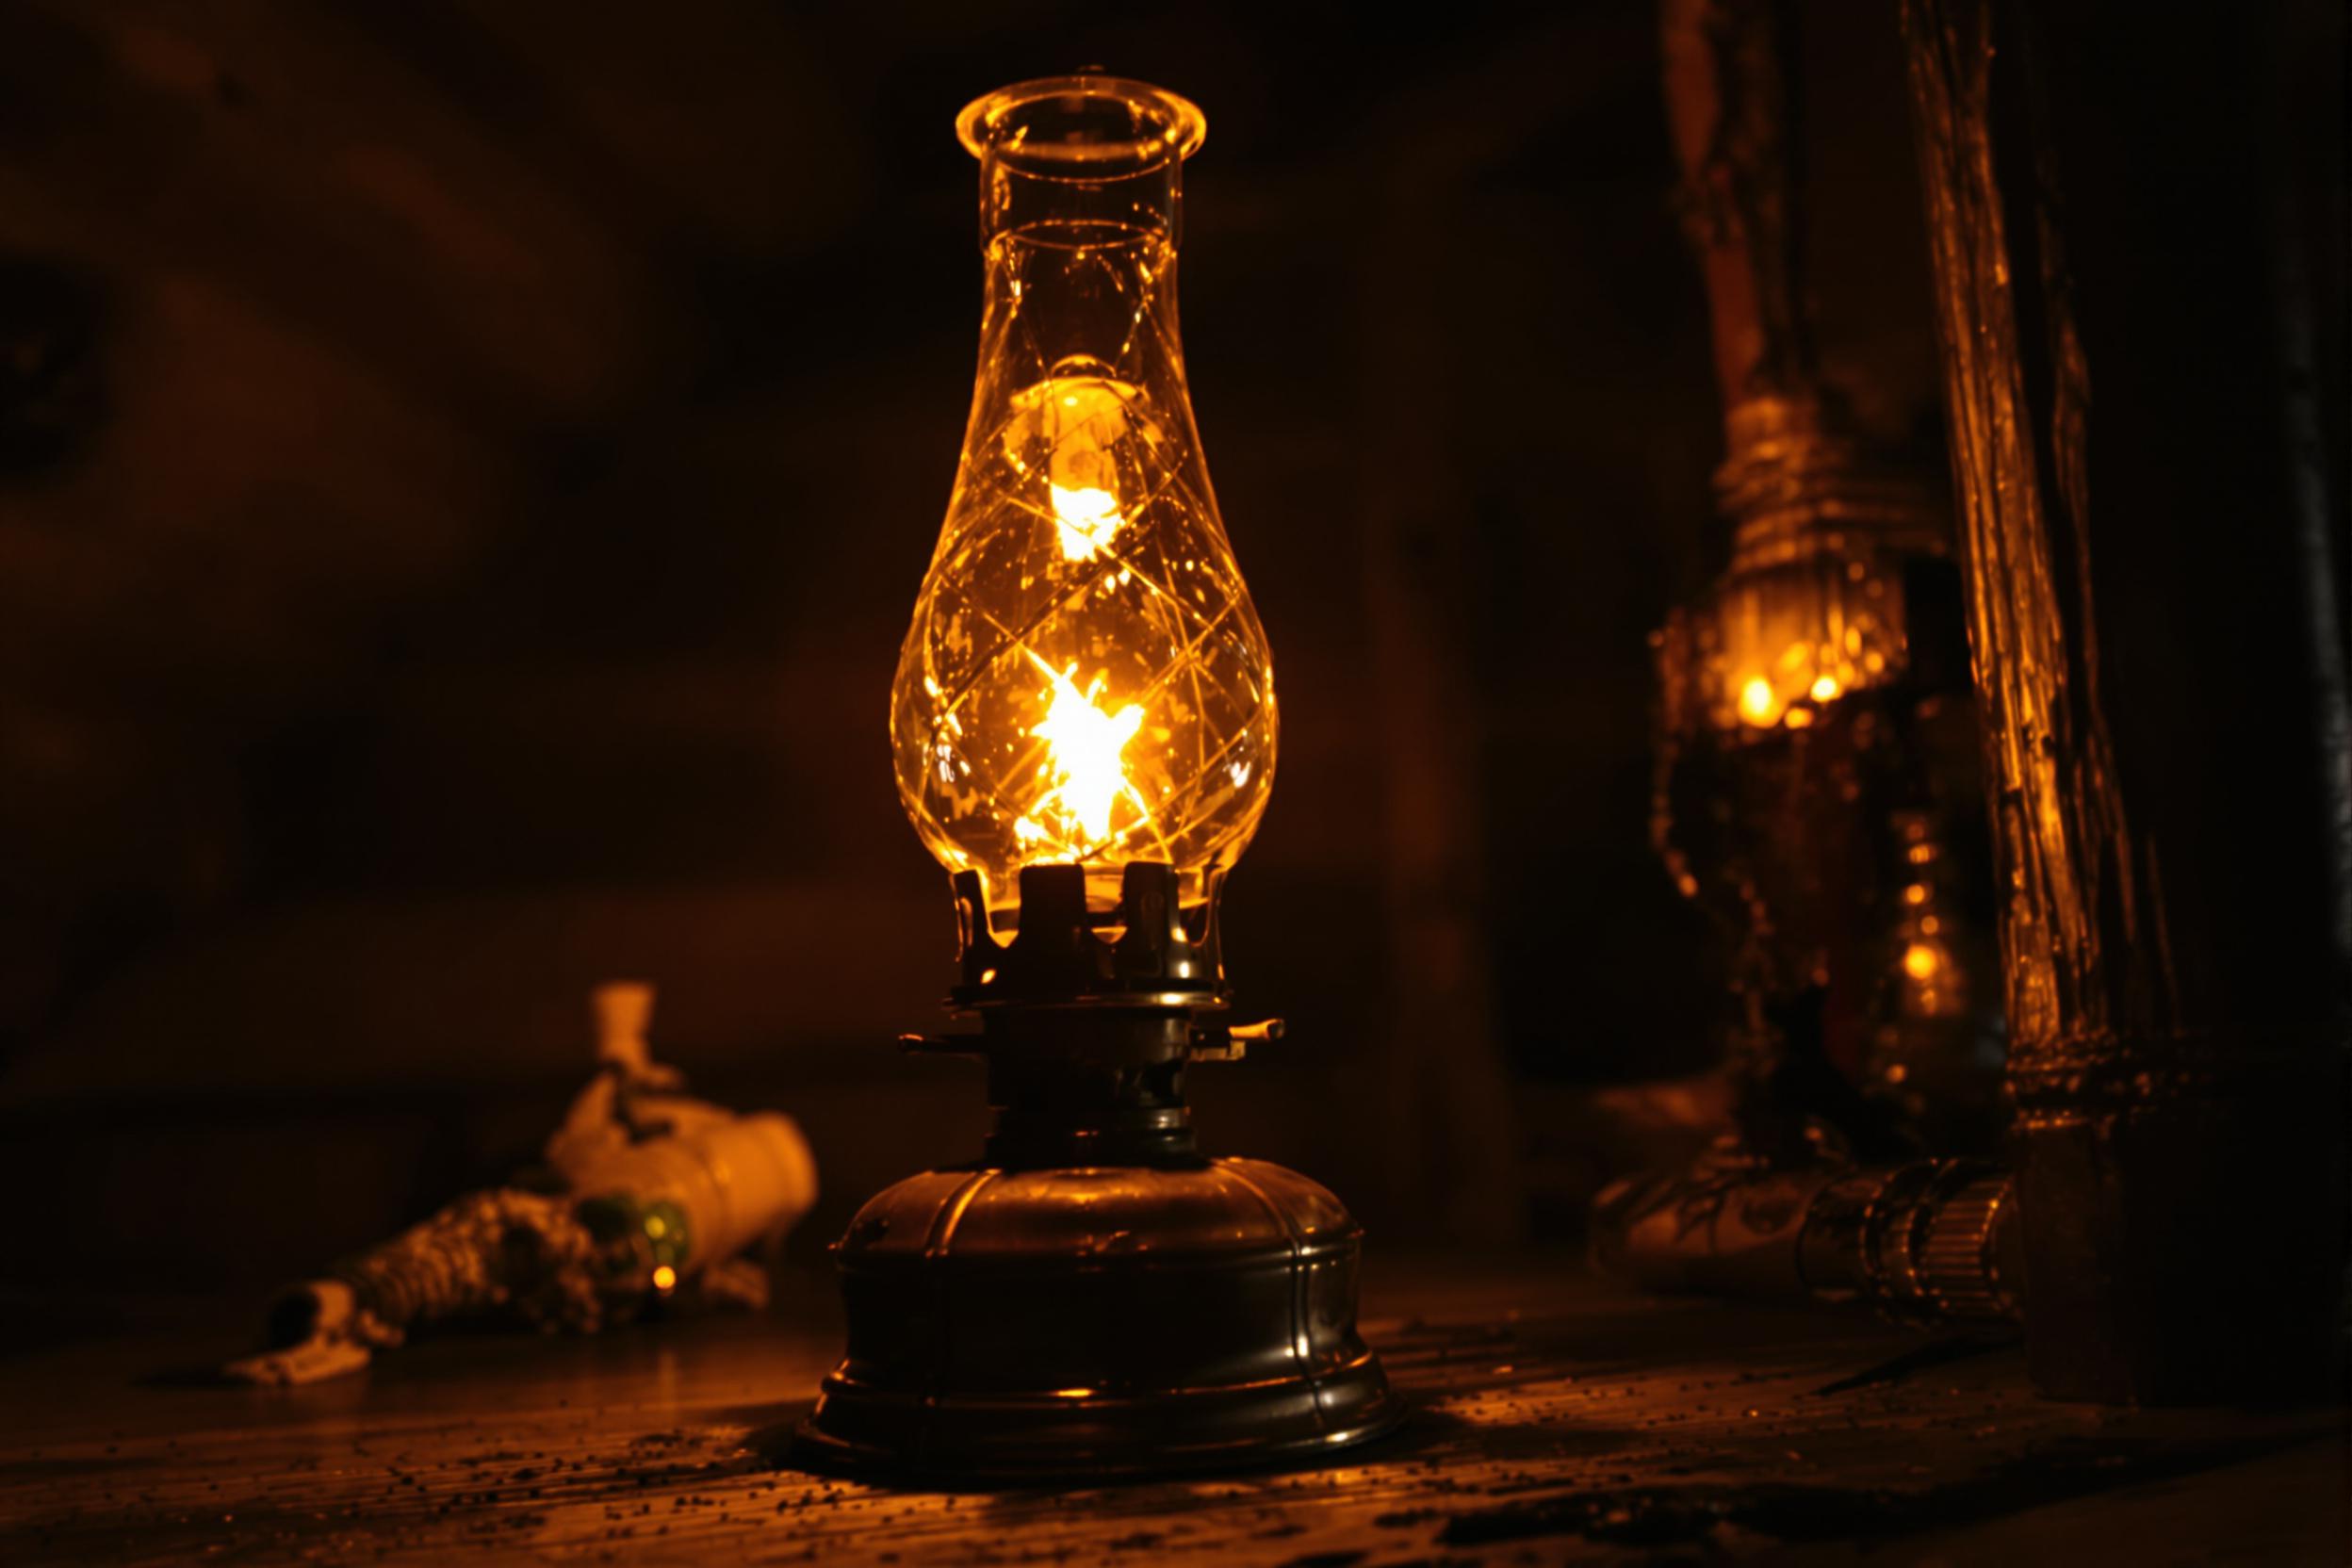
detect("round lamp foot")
(795, 1157), (1403, 1481)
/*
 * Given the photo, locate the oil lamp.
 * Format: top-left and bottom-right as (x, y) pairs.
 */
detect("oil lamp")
(1651, 396), (2001, 1158)
(795, 74), (1400, 1479)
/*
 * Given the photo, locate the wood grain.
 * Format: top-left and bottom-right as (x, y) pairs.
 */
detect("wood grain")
(2, 1262), (2337, 1564)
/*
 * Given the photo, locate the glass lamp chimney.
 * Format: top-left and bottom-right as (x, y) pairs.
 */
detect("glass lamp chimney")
(890, 75), (1276, 929)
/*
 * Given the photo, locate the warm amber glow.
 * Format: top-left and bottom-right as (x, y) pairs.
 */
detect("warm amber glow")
(1049, 482), (1122, 561)
(1902, 943), (1941, 981)
(1019, 376), (1135, 562)
(890, 95), (1276, 922)
(651, 1265), (678, 1293)
(1018, 651), (1148, 853)
(1697, 555), (1912, 736)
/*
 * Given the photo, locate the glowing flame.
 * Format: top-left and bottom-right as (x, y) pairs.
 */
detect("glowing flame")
(1050, 482), (1122, 561)
(1738, 677), (1780, 727)
(1019, 651), (1146, 853)
(1902, 943), (1941, 982)
(651, 1265), (677, 1292)
(1006, 376), (1133, 562)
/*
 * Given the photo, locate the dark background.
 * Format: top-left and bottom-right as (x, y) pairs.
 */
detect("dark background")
(0, 2), (1950, 1288)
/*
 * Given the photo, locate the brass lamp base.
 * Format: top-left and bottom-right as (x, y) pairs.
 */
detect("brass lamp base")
(797, 863), (1401, 1480)
(795, 1156), (1399, 1479)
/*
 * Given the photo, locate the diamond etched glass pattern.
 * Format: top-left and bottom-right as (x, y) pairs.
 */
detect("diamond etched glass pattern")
(890, 91), (1274, 924)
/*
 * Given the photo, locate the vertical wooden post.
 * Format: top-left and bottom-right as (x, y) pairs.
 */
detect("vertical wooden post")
(1903, 0), (2350, 1402)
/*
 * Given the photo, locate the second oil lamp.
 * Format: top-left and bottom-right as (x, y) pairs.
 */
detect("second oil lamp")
(795, 75), (1400, 1479)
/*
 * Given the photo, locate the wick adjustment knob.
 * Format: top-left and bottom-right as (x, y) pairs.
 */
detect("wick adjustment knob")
(1190, 1018), (1284, 1063)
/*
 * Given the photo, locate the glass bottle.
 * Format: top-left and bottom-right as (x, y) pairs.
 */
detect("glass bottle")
(890, 75), (1276, 931)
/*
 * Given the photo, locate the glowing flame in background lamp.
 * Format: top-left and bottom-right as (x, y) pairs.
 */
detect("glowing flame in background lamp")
(1707, 557), (1905, 734)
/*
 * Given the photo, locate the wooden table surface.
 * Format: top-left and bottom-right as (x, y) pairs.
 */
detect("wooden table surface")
(2, 1258), (2342, 1565)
